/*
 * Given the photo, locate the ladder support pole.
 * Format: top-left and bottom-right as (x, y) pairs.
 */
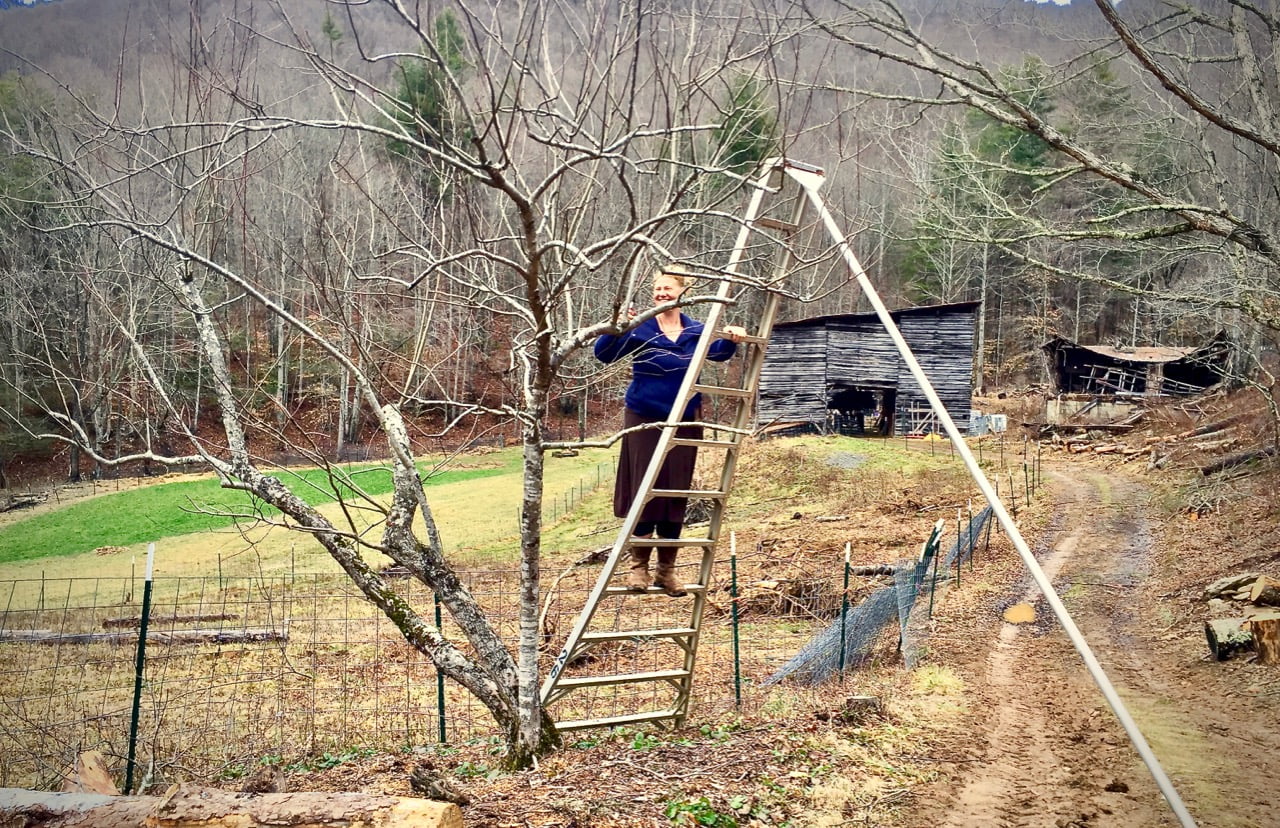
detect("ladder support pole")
(802, 185), (1197, 828)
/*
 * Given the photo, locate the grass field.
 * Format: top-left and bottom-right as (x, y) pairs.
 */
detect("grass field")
(0, 447), (617, 582)
(0, 433), (997, 794)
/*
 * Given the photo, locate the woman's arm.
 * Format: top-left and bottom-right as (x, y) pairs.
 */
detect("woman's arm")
(594, 325), (647, 363)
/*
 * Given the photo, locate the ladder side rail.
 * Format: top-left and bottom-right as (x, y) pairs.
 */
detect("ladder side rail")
(541, 162), (782, 702)
(676, 173), (819, 726)
(800, 181), (1197, 828)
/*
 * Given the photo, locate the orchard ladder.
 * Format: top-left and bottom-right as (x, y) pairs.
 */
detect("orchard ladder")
(541, 158), (826, 732)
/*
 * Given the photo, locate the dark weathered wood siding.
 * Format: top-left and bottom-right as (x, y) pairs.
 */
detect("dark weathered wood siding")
(757, 303), (977, 434)
(758, 325), (828, 424)
(894, 309), (975, 432)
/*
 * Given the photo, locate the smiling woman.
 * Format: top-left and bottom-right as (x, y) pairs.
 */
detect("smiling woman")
(593, 264), (747, 595)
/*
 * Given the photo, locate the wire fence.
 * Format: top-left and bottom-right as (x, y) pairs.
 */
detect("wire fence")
(0, 438), (1045, 792)
(0, 551), (820, 791)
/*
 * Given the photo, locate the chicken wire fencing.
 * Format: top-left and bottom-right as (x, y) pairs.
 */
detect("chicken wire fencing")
(0, 548), (832, 792)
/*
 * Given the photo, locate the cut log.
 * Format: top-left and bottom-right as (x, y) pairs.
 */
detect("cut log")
(60, 750), (119, 795)
(1205, 617), (1253, 661)
(1200, 445), (1277, 476)
(1248, 576), (1280, 607)
(0, 784), (463, 828)
(0, 625), (288, 645)
(1250, 617), (1280, 665)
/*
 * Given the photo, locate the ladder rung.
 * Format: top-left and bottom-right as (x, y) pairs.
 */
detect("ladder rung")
(628, 537), (713, 548)
(554, 709), (680, 732)
(552, 668), (690, 690)
(670, 436), (740, 449)
(753, 216), (799, 234)
(693, 383), (753, 399)
(649, 488), (726, 499)
(603, 584), (706, 596)
(739, 333), (768, 346)
(581, 627), (696, 643)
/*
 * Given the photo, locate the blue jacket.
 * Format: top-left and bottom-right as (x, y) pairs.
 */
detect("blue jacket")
(594, 314), (738, 420)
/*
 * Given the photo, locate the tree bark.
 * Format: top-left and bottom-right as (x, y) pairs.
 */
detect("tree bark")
(1250, 616), (1280, 665)
(0, 785), (463, 828)
(1205, 617), (1253, 660)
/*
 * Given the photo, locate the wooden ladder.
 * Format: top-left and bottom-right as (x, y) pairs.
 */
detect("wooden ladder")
(542, 158), (827, 732)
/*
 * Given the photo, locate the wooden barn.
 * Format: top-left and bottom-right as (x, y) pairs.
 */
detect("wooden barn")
(757, 301), (979, 436)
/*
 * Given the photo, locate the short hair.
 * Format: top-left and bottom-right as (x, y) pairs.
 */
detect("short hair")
(655, 262), (692, 287)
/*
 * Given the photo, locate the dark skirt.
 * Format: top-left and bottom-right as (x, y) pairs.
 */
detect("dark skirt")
(614, 408), (703, 523)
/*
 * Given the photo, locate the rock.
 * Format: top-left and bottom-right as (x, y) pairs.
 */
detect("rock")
(1207, 598), (1230, 614)
(1203, 573), (1261, 601)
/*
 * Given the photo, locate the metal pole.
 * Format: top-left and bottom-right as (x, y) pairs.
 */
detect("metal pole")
(730, 534), (742, 708)
(968, 500), (975, 568)
(838, 542), (851, 680)
(806, 185), (1197, 827)
(435, 591), (446, 743)
(125, 542), (156, 794)
(928, 532), (941, 618)
(954, 509), (962, 586)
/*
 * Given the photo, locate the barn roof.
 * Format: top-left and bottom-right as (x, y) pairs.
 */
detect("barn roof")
(1042, 334), (1228, 365)
(774, 300), (981, 330)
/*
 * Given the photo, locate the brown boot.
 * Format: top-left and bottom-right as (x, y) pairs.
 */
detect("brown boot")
(625, 547), (652, 592)
(653, 548), (687, 597)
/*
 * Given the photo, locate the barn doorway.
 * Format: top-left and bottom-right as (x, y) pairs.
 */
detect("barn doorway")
(827, 386), (895, 436)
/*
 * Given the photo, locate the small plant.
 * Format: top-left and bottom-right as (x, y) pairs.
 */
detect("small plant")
(571, 736), (600, 749)
(664, 795), (739, 827)
(631, 731), (661, 750)
(453, 760), (499, 780)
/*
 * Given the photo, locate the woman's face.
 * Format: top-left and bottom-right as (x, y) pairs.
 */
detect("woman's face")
(652, 273), (685, 306)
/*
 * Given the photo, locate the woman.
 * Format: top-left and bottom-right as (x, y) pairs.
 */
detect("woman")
(594, 266), (747, 595)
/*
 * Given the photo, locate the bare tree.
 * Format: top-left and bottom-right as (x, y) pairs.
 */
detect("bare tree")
(0, 0), (804, 766)
(805, 0), (1280, 390)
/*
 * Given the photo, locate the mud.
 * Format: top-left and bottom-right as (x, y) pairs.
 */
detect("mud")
(905, 465), (1280, 827)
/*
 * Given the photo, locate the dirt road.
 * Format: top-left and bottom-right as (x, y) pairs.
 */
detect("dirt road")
(907, 464), (1280, 828)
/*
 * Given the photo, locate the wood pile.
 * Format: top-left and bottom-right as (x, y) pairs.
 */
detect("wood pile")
(1202, 572), (1280, 664)
(1047, 404), (1274, 474)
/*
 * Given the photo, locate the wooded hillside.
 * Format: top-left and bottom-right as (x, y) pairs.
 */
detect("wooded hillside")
(2, 0), (1275, 484)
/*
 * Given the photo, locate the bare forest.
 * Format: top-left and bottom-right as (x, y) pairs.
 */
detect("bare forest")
(3, 0), (1280, 773)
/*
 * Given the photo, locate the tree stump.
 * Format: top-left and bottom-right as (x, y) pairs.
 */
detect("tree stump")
(1250, 617), (1280, 665)
(1205, 618), (1253, 661)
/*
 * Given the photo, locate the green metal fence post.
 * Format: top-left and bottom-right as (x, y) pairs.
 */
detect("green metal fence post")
(838, 542), (851, 680)
(968, 500), (975, 568)
(125, 542), (156, 794)
(730, 534), (742, 708)
(435, 591), (446, 743)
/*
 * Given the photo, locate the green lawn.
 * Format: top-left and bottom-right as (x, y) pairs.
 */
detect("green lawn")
(0, 457), (519, 565)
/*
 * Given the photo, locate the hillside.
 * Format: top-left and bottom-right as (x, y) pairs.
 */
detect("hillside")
(5, 400), (1279, 825)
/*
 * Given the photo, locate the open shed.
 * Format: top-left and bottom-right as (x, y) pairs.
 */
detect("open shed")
(757, 301), (978, 436)
(1042, 333), (1232, 397)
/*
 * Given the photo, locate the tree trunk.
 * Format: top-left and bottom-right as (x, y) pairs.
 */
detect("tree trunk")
(516, 384), (560, 766)
(0, 785), (463, 828)
(1250, 616), (1280, 665)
